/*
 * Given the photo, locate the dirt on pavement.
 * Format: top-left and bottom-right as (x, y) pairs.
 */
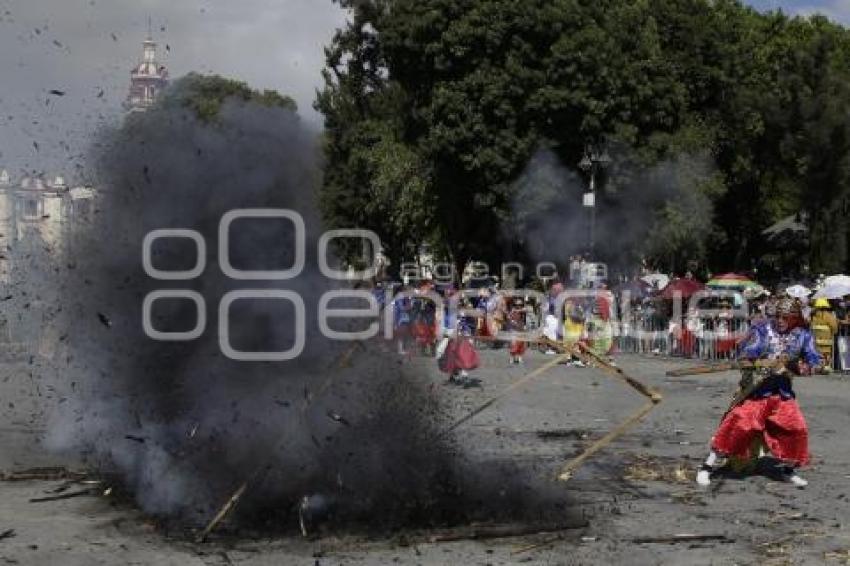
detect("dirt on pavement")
(1, 348), (849, 565)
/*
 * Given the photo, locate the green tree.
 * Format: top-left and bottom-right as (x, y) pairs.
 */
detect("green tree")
(318, 0), (850, 280)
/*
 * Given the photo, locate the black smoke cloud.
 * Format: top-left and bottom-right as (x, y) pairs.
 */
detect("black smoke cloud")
(37, 76), (578, 533)
(40, 76), (451, 527)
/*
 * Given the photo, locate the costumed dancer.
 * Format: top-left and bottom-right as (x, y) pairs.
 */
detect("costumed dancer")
(507, 296), (527, 365)
(696, 298), (821, 488)
(563, 299), (586, 367)
(411, 284), (438, 355)
(585, 295), (614, 358)
(437, 318), (480, 387)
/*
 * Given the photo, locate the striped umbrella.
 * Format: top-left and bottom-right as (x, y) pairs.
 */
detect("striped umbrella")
(705, 272), (760, 290)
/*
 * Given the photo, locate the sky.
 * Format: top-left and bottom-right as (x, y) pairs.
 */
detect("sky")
(0, 0), (847, 181)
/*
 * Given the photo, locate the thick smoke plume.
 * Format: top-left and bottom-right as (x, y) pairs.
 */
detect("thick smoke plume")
(510, 146), (718, 273)
(32, 77), (577, 534)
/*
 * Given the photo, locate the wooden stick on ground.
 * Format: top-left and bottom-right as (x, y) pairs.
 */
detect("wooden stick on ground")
(29, 488), (98, 503)
(632, 533), (731, 544)
(195, 482), (248, 543)
(1, 466), (88, 482)
(665, 363), (736, 377)
(574, 342), (663, 403)
(442, 352), (573, 434)
(424, 520), (587, 543)
(556, 342), (663, 482)
(557, 401), (658, 482)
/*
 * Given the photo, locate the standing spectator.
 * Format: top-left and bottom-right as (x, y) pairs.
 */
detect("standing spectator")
(682, 306), (701, 358)
(811, 298), (838, 372)
(542, 304), (561, 355)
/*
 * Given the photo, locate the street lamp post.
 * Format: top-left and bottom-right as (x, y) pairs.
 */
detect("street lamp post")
(579, 144), (611, 258)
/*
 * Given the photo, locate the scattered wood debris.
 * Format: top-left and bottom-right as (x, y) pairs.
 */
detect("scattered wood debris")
(0, 529), (15, 542)
(632, 533), (732, 544)
(424, 520), (588, 543)
(623, 454), (694, 484)
(97, 312), (112, 328)
(536, 429), (589, 440)
(824, 548), (850, 563)
(29, 488), (98, 503)
(1, 466), (88, 482)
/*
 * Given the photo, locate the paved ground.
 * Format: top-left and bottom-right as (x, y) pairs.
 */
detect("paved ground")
(2, 347), (850, 565)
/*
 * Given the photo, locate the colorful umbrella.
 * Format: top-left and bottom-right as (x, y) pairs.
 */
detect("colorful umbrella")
(705, 273), (760, 289)
(784, 284), (811, 299)
(661, 278), (705, 299)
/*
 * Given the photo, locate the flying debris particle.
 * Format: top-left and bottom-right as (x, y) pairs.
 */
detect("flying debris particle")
(142, 165), (151, 184)
(97, 312), (112, 328)
(52, 40), (63, 48)
(32, 141), (39, 152)
(124, 435), (146, 444)
(97, 89), (104, 98)
(48, 89), (65, 96)
(165, 44), (170, 52)
(326, 410), (350, 426)
(110, 33), (117, 42)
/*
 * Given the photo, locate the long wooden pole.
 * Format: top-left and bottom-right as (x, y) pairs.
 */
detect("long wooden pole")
(442, 352), (573, 434)
(554, 341), (663, 482)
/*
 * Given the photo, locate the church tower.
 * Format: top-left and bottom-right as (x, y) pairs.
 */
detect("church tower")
(125, 27), (168, 112)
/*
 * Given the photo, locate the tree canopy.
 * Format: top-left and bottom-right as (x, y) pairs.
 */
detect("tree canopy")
(159, 73), (298, 123)
(317, 0), (850, 282)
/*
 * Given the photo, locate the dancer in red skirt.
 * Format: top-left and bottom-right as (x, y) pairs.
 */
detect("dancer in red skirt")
(507, 296), (528, 365)
(696, 298), (821, 488)
(438, 329), (481, 386)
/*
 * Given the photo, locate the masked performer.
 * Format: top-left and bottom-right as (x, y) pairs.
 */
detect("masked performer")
(696, 298), (821, 488)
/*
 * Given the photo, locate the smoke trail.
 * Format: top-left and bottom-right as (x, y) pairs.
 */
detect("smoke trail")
(510, 146), (718, 273)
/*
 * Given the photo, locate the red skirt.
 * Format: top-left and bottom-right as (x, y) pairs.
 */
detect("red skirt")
(439, 338), (480, 374)
(680, 329), (696, 356)
(510, 340), (527, 356)
(412, 321), (436, 346)
(716, 337), (737, 354)
(712, 395), (809, 466)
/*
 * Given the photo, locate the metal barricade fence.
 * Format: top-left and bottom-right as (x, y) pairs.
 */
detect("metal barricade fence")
(613, 310), (749, 361)
(835, 323), (850, 371)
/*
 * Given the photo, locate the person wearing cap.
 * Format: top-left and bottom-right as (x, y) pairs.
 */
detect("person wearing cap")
(696, 298), (821, 488)
(810, 297), (838, 371)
